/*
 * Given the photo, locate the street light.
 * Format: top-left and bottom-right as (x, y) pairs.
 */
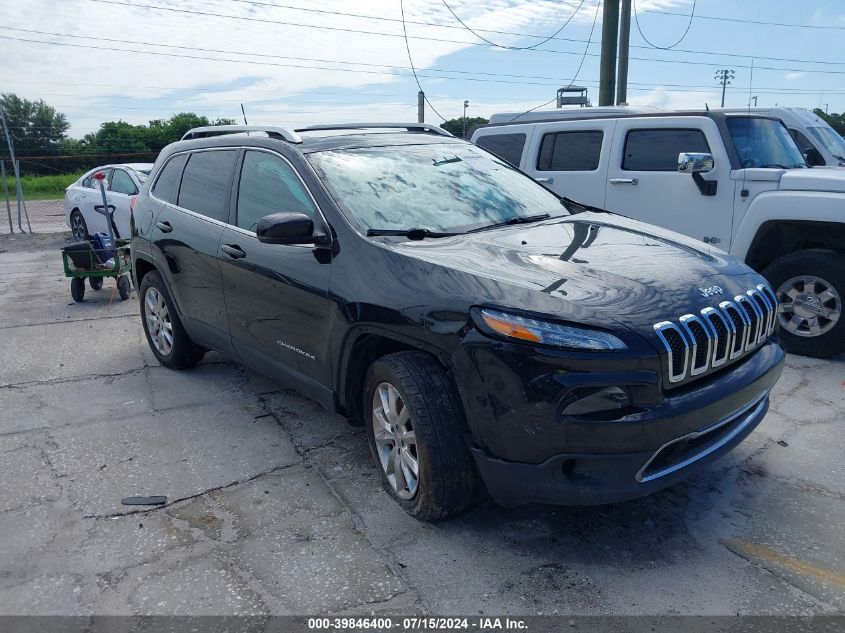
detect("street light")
(462, 100), (469, 138)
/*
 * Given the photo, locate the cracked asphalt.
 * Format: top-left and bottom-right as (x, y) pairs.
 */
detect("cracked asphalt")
(1, 232), (843, 616)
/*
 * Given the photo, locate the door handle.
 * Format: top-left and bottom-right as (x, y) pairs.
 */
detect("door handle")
(609, 178), (639, 185)
(155, 221), (173, 233)
(534, 177), (553, 183)
(221, 244), (246, 259)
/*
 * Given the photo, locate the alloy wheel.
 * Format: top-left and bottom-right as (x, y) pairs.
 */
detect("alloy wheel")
(776, 275), (841, 337)
(71, 213), (86, 241)
(144, 287), (174, 355)
(371, 382), (419, 500)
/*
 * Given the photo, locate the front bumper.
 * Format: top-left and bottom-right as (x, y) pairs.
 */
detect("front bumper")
(454, 334), (785, 507)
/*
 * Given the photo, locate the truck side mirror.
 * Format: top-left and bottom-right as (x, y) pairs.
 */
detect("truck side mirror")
(678, 152), (717, 196)
(677, 152), (714, 173)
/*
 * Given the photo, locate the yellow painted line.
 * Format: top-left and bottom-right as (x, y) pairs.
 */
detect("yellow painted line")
(724, 538), (845, 588)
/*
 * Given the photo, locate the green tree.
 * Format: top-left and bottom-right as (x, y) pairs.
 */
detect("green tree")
(813, 108), (845, 136)
(440, 116), (489, 138)
(0, 93), (70, 157)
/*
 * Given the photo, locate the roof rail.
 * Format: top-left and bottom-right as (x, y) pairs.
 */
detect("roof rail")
(181, 125), (302, 143)
(297, 122), (453, 137)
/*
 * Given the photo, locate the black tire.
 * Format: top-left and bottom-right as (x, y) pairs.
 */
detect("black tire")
(363, 351), (476, 521)
(70, 210), (88, 241)
(70, 277), (85, 302)
(763, 249), (845, 358)
(89, 276), (103, 291)
(139, 270), (205, 369)
(117, 275), (131, 301)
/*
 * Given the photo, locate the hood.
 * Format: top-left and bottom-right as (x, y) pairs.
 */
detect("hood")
(779, 167), (845, 193)
(387, 213), (762, 333)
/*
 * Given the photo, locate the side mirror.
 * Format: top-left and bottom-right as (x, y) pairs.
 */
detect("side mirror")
(256, 212), (325, 245)
(678, 152), (714, 173)
(803, 147), (824, 166)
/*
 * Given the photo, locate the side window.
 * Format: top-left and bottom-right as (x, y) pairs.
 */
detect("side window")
(537, 131), (603, 171)
(475, 133), (526, 167)
(236, 150), (317, 232)
(81, 175), (93, 188)
(789, 128), (813, 153)
(178, 150), (238, 222)
(110, 169), (137, 195)
(151, 154), (188, 205)
(622, 129), (710, 171)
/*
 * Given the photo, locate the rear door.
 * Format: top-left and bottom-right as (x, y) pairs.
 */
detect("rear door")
(149, 149), (238, 351)
(218, 148), (334, 403)
(604, 117), (735, 248)
(520, 119), (616, 207)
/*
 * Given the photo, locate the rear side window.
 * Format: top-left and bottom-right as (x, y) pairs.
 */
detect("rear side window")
(236, 150), (317, 232)
(177, 150), (238, 222)
(623, 129), (709, 171)
(537, 131), (603, 171)
(151, 154), (188, 204)
(475, 133), (526, 167)
(110, 169), (137, 195)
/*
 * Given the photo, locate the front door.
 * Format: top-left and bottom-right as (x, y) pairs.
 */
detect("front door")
(218, 149), (333, 404)
(604, 117), (736, 249)
(106, 167), (137, 239)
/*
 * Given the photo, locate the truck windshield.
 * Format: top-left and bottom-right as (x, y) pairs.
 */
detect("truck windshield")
(726, 117), (806, 168)
(307, 143), (566, 234)
(806, 125), (845, 162)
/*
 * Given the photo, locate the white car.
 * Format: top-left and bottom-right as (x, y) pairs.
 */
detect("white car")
(64, 163), (154, 241)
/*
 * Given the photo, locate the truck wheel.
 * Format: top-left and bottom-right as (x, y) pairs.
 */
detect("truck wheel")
(139, 271), (205, 369)
(763, 249), (845, 358)
(363, 351), (476, 522)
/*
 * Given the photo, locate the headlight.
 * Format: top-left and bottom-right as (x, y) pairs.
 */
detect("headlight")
(478, 308), (627, 351)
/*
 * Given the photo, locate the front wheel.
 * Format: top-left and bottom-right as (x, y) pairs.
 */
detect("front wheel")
(363, 352), (476, 522)
(139, 271), (205, 369)
(763, 249), (845, 358)
(70, 277), (85, 302)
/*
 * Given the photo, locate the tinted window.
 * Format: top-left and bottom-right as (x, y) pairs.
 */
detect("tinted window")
(726, 117), (805, 169)
(236, 151), (317, 232)
(110, 169), (136, 195)
(623, 129), (710, 171)
(152, 154), (188, 204)
(789, 129), (813, 153)
(475, 133), (526, 166)
(537, 131), (603, 171)
(178, 150), (238, 221)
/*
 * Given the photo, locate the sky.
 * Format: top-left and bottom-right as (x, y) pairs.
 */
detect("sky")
(1, 0), (844, 137)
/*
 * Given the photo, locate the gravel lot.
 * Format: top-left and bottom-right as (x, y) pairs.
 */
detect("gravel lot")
(0, 232), (843, 617)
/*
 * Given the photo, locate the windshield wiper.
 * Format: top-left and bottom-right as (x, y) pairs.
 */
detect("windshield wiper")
(467, 213), (550, 233)
(366, 228), (462, 240)
(561, 197), (609, 214)
(760, 163), (787, 169)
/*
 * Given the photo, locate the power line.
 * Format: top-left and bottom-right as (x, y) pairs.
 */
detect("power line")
(400, 0), (446, 121)
(440, 0), (587, 50)
(641, 8), (845, 31)
(633, 0), (696, 50)
(511, 0), (602, 121)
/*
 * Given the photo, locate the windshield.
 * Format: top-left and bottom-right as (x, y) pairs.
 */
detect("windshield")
(307, 143), (566, 233)
(806, 125), (845, 161)
(726, 117), (806, 168)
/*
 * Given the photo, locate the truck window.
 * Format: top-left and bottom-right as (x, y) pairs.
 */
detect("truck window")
(537, 131), (603, 171)
(622, 129), (709, 171)
(789, 128), (814, 154)
(475, 133), (526, 167)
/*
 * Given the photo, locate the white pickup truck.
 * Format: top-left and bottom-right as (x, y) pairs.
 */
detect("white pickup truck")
(470, 111), (845, 357)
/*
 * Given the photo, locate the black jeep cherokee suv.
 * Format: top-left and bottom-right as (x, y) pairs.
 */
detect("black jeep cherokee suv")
(131, 123), (784, 521)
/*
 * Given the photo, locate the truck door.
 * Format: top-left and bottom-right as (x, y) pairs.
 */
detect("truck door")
(604, 117), (735, 249)
(520, 119), (615, 207)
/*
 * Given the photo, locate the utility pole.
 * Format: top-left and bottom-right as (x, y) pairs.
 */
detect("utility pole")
(462, 100), (469, 138)
(616, 0), (631, 105)
(750, 96), (758, 107)
(714, 69), (735, 108)
(0, 105), (26, 233)
(599, 0), (620, 106)
(417, 91), (425, 123)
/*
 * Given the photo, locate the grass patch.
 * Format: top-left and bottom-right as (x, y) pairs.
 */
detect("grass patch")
(1, 172), (84, 200)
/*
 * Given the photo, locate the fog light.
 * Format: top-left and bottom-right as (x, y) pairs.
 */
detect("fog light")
(561, 386), (630, 416)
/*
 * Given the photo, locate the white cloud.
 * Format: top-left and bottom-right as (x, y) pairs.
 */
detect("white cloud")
(784, 71), (806, 81)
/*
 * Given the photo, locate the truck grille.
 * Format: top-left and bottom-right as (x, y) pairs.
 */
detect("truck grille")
(653, 284), (777, 385)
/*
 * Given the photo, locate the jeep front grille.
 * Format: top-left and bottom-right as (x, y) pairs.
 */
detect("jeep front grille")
(654, 284), (777, 385)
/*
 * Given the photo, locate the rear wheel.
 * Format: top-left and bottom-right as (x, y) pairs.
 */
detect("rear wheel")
(363, 352), (476, 521)
(139, 271), (205, 368)
(117, 275), (131, 301)
(70, 277), (85, 302)
(763, 249), (845, 358)
(70, 210), (88, 241)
